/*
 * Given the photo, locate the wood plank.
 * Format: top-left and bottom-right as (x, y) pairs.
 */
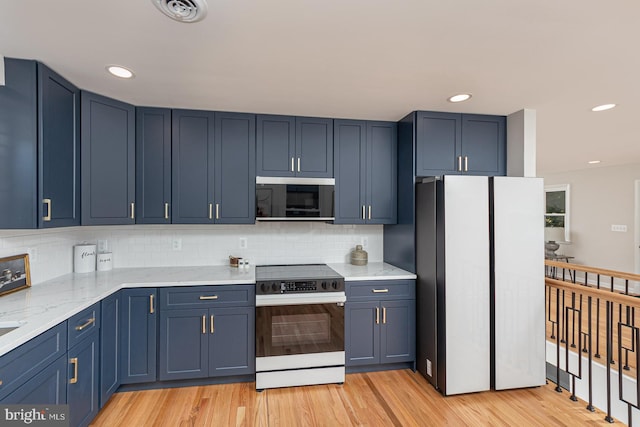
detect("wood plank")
(91, 370), (614, 426)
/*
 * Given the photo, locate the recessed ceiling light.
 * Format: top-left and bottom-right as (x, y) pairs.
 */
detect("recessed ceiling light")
(591, 104), (616, 112)
(447, 93), (472, 103)
(588, 160), (601, 164)
(106, 65), (135, 79)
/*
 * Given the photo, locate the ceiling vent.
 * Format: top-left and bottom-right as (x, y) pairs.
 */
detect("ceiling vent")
(151, 0), (208, 23)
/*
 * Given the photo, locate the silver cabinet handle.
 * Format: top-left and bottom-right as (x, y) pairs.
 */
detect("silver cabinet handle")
(291, 157), (295, 172)
(69, 358), (78, 384)
(130, 202), (135, 219)
(464, 156), (468, 172)
(210, 315), (215, 334)
(375, 307), (380, 325)
(372, 289), (389, 293)
(215, 203), (219, 220)
(457, 156), (462, 171)
(209, 203), (213, 220)
(164, 203), (169, 220)
(368, 205), (372, 220)
(43, 199), (52, 221)
(382, 306), (387, 324)
(199, 295), (219, 300)
(75, 318), (95, 331)
(202, 315), (206, 334)
(362, 205), (366, 220)
(297, 157), (301, 172)
(150, 294), (155, 314)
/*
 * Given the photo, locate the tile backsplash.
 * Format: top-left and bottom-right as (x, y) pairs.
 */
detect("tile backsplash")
(0, 223), (382, 285)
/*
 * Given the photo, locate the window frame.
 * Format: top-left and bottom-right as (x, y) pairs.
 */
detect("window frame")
(544, 184), (570, 243)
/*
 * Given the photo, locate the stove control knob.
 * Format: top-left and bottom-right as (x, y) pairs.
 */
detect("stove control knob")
(331, 281), (338, 290)
(260, 283), (269, 293)
(271, 283), (278, 292)
(321, 281), (328, 290)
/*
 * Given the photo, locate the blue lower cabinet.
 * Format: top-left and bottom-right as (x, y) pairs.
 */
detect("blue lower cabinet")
(100, 292), (120, 407)
(120, 288), (158, 384)
(3, 356), (67, 404)
(345, 301), (380, 365)
(209, 307), (254, 376)
(68, 332), (100, 427)
(158, 309), (208, 381)
(380, 300), (415, 364)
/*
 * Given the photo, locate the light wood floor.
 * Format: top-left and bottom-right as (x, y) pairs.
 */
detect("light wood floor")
(91, 369), (615, 426)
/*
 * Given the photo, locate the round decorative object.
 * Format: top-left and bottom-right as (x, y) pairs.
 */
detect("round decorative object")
(151, 0), (208, 23)
(350, 245), (368, 266)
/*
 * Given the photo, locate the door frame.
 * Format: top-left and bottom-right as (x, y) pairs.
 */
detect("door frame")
(635, 179), (640, 275)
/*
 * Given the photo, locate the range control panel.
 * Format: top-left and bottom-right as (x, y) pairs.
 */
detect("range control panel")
(256, 279), (345, 295)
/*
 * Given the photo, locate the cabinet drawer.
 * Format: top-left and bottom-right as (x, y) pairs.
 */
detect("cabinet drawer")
(0, 322), (67, 400)
(68, 302), (101, 349)
(346, 280), (415, 301)
(160, 285), (255, 309)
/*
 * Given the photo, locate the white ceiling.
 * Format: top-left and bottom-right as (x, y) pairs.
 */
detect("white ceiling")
(1, 0), (638, 174)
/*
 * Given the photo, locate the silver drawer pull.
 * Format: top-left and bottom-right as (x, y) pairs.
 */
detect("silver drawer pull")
(75, 318), (95, 331)
(372, 289), (389, 293)
(199, 295), (219, 300)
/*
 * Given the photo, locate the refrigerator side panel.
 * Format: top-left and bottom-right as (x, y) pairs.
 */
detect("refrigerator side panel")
(415, 181), (438, 389)
(443, 175), (491, 395)
(493, 177), (546, 389)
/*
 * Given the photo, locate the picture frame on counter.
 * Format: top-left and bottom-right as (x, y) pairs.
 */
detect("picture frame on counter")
(0, 253), (31, 297)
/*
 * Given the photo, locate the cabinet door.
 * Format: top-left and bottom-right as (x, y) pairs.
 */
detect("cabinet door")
(295, 117), (333, 177)
(214, 112), (256, 224)
(38, 63), (80, 228)
(415, 112), (461, 176)
(100, 292), (120, 407)
(159, 309), (208, 381)
(120, 288), (157, 385)
(345, 301), (379, 366)
(256, 115), (295, 177)
(333, 120), (366, 224)
(0, 58), (37, 229)
(172, 109), (215, 223)
(3, 356), (67, 404)
(136, 107), (171, 224)
(366, 121), (397, 224)
(380, 300), (415, 364)
(461, 114), (506, 176)
(81, 91), (135, 225)
(209, 307), (255, 377)
(68, 333), (99, 427)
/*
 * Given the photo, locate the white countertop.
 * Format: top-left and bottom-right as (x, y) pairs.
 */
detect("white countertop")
(0, 262), (414, 357)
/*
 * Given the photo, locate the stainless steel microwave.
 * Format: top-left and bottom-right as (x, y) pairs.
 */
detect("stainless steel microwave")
(256, 177), (335, 221)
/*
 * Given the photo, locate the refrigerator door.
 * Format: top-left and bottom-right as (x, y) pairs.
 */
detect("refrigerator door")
(492, 176), (546, 389)
(442, 175), (491, 395)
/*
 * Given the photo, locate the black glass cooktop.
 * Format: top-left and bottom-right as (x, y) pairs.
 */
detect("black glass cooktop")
(255, 264), (343, 281)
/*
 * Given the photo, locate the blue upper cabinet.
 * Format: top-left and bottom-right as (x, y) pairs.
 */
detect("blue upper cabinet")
(461, 114), (506, 176)
(81, 91), (135, 225)
(295, 117), (333, 178)
(256, 115), (333, 178)
(0, 59), (80, 229)
(136, 108), (171, 224)
(38, 63), (81, 228)
(256, 115), (295, 177)
(214, 112), (256, 224)
(334, 120), (396, 224)
(415, 111), (505, 177)
(171, 109), (215, 224)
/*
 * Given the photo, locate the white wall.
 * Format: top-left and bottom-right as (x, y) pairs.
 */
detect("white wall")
(0, 223), (383, 285)
(541, 163), (639, 273)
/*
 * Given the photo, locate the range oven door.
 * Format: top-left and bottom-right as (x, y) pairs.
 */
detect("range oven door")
(255, 299), (345, 359)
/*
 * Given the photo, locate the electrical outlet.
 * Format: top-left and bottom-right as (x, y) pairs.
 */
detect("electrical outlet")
(611, 224), (627, 232)
(97, 239), (108, 252)
(426, 359), (432, 377)
(239, 237), (247, 249)
(361, 237), (368, 248)
(27, 247), (37, 262)
(172, 238), (182, 251)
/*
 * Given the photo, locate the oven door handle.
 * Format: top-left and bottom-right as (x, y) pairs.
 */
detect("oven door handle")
(255, 293), (346, 307)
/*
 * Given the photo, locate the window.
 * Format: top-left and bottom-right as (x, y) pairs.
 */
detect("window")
(545, 184), (570, 242)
